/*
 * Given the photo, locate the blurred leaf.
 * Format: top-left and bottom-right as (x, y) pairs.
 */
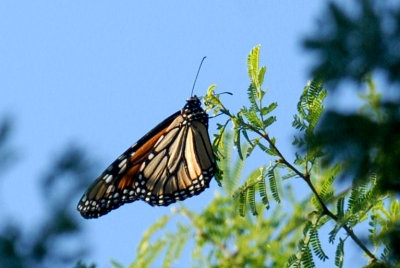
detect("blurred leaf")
(304, 0), (400, 84)
(0, 116), (17, 174)
(0, 140), (96, 267)
(313, 104), (400, 193)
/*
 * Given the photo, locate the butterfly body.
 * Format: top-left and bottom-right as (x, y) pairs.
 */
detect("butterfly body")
(77, 96), (215, 219)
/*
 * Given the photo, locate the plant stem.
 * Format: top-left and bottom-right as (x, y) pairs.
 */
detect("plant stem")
(255, 128), (378, 261)
(221, 108), (378, 261)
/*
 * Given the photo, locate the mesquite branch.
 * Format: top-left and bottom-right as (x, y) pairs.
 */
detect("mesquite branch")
(219, 106), (378, 262)
(256, 128), (377, 261)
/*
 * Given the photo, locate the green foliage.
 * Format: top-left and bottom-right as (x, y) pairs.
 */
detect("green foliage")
(336, 197), (345, 219)
(310, 227), (328, 262)
(267, 167), (281, 203)
(292, 79), (326, 173)
(288, 213), (330, 267)
(302, 246), (315, 268)
(131, 215), (171, 268)
(232, 166), (278, 216)
(210, 45), (397, 266)
(304, 0), (400, 85)
(294, 79), (326, 133)
(365, 199), (400, 267)
(130, 133), (306, 268)
(305, 0), (400, 194)
(335, 238), (345, 268)
(205, 45), (278, 163)
(131, 43), (399, 268)
(303, 2), (400, 264)
(311, 99), (400, 195)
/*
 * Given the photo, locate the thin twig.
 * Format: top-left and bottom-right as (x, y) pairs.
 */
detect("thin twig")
(265, 133), (377, 261)
(238, 119), (378, 261)
(218, 106), (378, 261)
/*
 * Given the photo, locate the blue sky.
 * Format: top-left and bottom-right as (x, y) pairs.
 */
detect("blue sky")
(1, 1), (366, 267)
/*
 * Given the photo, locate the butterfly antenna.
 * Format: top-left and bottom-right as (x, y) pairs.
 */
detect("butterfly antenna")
(191, 56), (207, 97)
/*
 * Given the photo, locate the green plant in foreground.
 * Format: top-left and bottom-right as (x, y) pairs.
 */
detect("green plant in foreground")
(126, 45), (398, 268)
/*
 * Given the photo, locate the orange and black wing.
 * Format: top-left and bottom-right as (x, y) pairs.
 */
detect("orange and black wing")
(77, 96), (215, 219)
(77, 111), (180, 218)
(135, 114), (215, 206)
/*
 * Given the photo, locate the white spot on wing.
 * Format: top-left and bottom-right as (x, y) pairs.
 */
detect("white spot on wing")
(106, 185), (115, 194)
(154, 135), (165, 147)
(140, 162), (146, 171)
(118, 165), (127, 174)
(104, 174), (113, 184)
(118, 158), (127, 168)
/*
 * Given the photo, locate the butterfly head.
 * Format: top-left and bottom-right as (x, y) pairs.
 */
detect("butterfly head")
(186, 95), (201, 105)
(183, 95), (208, 125)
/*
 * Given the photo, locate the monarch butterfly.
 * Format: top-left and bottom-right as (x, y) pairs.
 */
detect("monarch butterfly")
(77, 95), (216, 218)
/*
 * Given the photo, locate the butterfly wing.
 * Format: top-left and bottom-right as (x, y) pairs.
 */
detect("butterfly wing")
(137, 117), (216, 206)
(77, 111), (180, 219)
(77, 97), (216, 219)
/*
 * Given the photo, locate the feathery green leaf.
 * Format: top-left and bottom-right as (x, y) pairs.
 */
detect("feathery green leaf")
(257, 178), (270, 209)
(310, 228), (329, 261)
(248, 184), (258, 215)
(268, 168), (281, 203)
(335, 238), (344, 268)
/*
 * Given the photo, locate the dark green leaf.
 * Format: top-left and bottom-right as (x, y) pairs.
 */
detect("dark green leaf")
(335, 238), (345, 268)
